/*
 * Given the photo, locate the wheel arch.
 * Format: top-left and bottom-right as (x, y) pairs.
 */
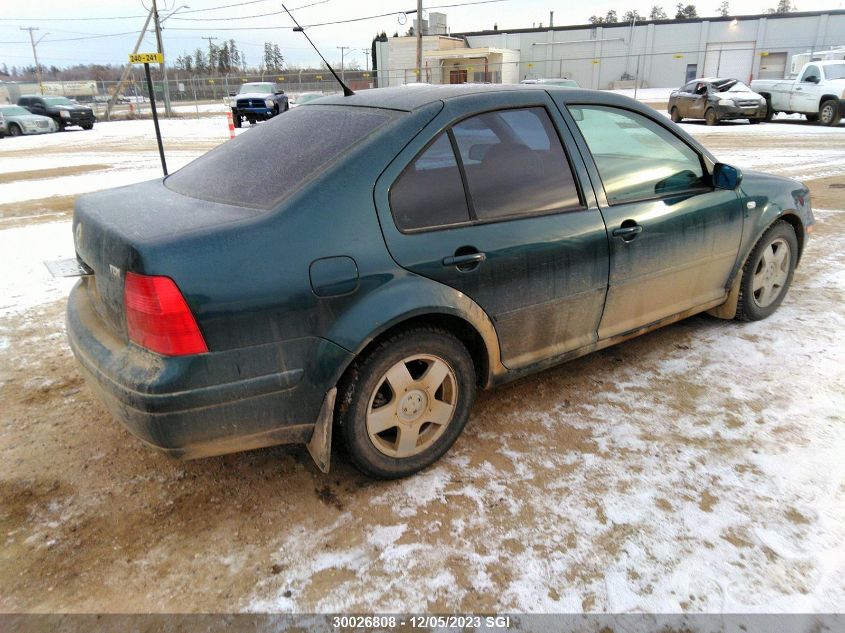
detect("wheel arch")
(323, 276), (504, 392)
(708, 211), (805, 320)
(819, 94), (840, 109)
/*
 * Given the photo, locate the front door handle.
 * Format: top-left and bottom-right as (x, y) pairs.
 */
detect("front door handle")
(612, 223), (643, 241)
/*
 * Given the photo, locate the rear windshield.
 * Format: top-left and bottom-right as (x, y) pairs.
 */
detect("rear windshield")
(165, 105), (394, 209)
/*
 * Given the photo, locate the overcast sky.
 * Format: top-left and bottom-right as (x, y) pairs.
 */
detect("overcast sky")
(1, 0), (843, 71)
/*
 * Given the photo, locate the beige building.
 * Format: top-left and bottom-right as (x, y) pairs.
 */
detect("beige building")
(375, 35), (519, 86)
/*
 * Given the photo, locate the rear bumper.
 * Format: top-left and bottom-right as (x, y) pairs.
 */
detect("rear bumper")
(66, 280), (351, 458)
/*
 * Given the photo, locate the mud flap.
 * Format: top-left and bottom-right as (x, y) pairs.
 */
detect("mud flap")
(306, 387), (336, 474)
(707, 269), (743, 320)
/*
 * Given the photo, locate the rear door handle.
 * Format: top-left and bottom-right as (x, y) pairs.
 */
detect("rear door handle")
(442, 252), (486, 267)
(612, 225), (643, 240)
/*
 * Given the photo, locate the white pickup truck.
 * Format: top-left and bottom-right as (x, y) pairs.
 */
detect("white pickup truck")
(751, 60), (845, 126)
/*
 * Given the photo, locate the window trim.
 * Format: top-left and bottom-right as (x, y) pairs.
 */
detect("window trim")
(389, 104), (588, 234)
(566, 103), (713, 208)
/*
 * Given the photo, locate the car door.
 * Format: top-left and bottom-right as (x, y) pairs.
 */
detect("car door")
(374, 92), (610, 369)
(560, 103), (744, 339)
(688, 82), (710, 118)
(790, 64), (822, 113)
(675, 82), (697, 117)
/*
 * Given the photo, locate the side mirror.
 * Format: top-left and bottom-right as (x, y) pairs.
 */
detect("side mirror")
(569, 107), (584, 122)
(713, 163), (742, 190)
(468, 144), (492, 162)
(228, 91), (236, 97)
(805, 75), (819, 83)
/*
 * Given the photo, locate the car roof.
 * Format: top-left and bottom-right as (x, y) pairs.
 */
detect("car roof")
(316, 83), (642, 112)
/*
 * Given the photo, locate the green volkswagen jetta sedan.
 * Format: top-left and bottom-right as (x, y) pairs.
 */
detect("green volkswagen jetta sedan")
(65, 84), (814, 478)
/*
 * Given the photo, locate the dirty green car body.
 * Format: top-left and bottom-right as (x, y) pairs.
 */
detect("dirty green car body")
(66, 84), (814, 470)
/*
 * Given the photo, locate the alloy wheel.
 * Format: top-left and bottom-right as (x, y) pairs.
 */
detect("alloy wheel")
(366, 354), (457, 458)
(752, 237), (791, 308)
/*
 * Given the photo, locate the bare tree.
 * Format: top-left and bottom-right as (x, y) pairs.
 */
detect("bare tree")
(650, 5), (668, 18)
(717, 0), (730, 16)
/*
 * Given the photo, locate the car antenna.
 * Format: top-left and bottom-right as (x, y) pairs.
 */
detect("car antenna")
(282, 4), (355, 97)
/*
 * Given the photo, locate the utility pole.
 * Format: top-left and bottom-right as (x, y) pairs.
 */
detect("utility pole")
(151, 0), (173, 117)
(415, 0), (423, 82)
(20, 27), (47, 95)
(361, 48), (371, 72)
(105, 8), (154, 120)
(336, 46), (350, 81)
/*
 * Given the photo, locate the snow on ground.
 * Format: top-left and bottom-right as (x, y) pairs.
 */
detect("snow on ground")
(249, 211), (845, 613)
(0, 221), (75, 317)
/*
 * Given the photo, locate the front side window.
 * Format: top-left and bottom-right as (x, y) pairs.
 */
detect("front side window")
(800, 65), (820, 82)
(570, 105), (707, 204)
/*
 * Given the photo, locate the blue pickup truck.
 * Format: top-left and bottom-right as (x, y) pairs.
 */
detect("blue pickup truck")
(230, 82), (289, 127)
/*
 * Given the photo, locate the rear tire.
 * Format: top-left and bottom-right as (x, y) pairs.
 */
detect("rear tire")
(735, 221), (798, 322)
(82, 124), (94, 130)
(705, 108), (719, 126)
(336, 327), (476, 479)
(819, 99), (841, 126)
(8, 123), (22, 137)
(670, 107), (682, 123)
(232, 110), (241, 128)
(748, 118), (761, 124)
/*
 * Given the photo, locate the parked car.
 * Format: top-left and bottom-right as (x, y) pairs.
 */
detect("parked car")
(63, 85), (813, 478)
(669, 78), (768, 125)
(292, 92), (330, 106)
(520, 78), (581, 88)
(0, 110), (5, 137)
(751, 60), (845, 126)
(17, 95), (96, 130)
(230, 82), (289, 127)
(0, 104), (58, 136)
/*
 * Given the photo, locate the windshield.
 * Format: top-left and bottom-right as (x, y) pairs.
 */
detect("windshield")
(165, 105), (396, 209)
(825, 64), (845, 80)
(239, 83), (275, 93)
(0, 106), (31, 116)
(43, 97), (76, 105)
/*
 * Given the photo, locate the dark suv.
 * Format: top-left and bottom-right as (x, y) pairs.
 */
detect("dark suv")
(230, 82), (289, 127)
(18, 95), (96, 131)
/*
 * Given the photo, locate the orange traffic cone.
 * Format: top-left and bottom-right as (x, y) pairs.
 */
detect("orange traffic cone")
(226, 111), (235, 139)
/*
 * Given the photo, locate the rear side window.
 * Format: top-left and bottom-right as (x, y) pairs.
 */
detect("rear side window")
(570, 105), (706, 204)
(451, 107), (581, 221)
(165, 106), (393, 208)
(390, 133), (471, 231)
(390, 106), (582, 231)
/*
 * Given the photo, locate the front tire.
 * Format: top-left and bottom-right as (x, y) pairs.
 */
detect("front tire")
(748, 118), (761, 124)
(670, 107), (682, 123)
(735, 221), (798, 321)
(82, 124), (94, 130)
(336, 327), (476, 479)
(705, 108), (719, 126)
(8, 123), (22, 137)
(232, 109), (242, 128)
(819, 99), (841, 126)
(763, 98), (774, 122)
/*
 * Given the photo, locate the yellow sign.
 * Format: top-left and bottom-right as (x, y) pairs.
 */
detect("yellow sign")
(673, 54), (684, 59)
(315, 74), (323, 80)
(592, 59), (600, 64)
(278, 76), (285, 81)
(760, 51), (769, 56)
(363, 72), (370, 77)
(527, 63), (534, 68)
(129, 52), (163, 64)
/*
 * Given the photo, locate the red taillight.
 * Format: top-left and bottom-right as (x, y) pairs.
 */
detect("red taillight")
(124, 272), (208, 356)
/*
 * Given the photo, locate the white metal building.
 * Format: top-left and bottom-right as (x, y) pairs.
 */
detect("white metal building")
(375, 9), (845, 89)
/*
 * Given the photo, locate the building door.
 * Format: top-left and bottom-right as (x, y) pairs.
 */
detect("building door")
(758, 52), (787, 79)
(704, 42), (754, 80)
(449, 69), (468, 84)
(685, 64), (698, 82)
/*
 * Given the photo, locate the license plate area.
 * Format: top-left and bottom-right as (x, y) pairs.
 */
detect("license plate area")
(44, 257), (94, 278)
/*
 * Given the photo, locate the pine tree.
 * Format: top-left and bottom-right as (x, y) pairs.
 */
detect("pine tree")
(193, 48), (208, 73)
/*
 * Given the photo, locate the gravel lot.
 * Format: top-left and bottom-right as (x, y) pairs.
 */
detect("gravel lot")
(0, 111), (843, 614)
